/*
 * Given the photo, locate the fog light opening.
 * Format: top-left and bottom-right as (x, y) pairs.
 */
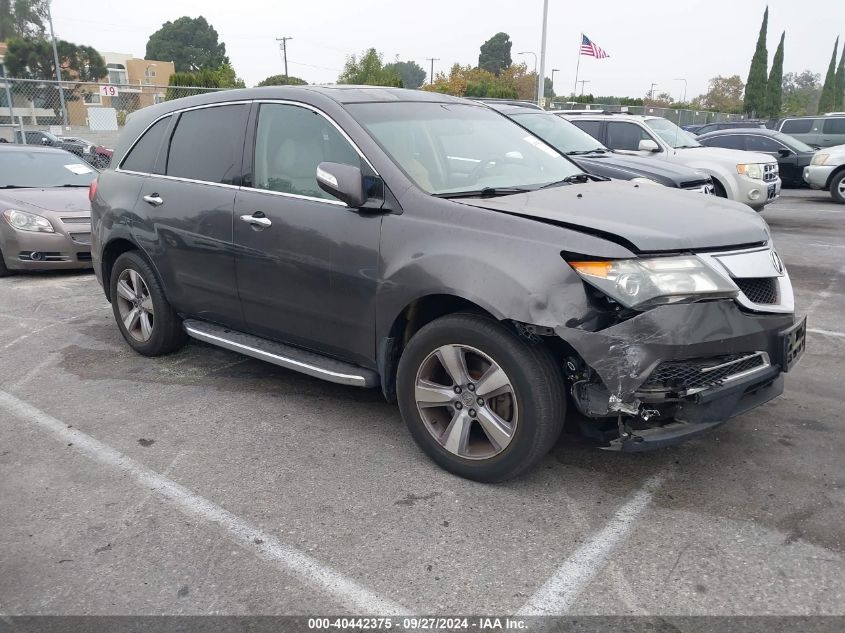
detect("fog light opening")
(748, 189), (761, 201)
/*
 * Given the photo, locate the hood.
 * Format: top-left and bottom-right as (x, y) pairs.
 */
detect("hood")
(0, 187), (91, 218)
(675, 146), (775, 165)
(455, 180), (769, 253)
(576, 153), (709, 185)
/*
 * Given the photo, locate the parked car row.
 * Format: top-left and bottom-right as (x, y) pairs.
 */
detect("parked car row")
(76, 86), (804, 481)
(12, 129), (113, 169)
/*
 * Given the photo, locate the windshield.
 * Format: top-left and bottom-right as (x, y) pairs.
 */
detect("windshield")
(0, 150), (97, 187)
(347, 102), (581, 195)
(510, 112), (607, 154)
(775, 132), (814, 153)
(645, 118), (702, 148)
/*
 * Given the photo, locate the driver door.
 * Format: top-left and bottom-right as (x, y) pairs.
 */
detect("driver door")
(606, 121), (661, 157)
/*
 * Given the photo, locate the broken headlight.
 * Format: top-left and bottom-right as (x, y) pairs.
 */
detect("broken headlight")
(568, 256), (739, 310)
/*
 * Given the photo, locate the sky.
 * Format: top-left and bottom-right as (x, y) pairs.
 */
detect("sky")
(51, 0), (844, 99)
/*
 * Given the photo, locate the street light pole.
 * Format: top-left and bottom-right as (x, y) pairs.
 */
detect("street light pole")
(673, 77), (687, 103)
(517, 51), (537, 101)
(537, 0), (549, 107)
(46, 0), (68, 128)
(550, 68), (560, 95)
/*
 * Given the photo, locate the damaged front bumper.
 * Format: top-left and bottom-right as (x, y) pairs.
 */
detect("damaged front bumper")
(555, 301), (806, 452)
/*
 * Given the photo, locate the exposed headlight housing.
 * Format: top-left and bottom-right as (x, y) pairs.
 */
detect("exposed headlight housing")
(736, 163), (763, 179)
(811, 153), (829, 166)
(631, 177), (661, 186)
(569, 256), (738, 310)
(2, 209), (55, 233)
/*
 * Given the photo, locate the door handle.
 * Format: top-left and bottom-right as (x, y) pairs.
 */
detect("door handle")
(239, 213), (272, 228)
(142, 194), (164, 207)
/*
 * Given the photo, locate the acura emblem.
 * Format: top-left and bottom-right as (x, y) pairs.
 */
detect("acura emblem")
(771, 250), (784, 275)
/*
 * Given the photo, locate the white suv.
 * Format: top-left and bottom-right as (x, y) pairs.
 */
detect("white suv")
(560, 113), (781, 211)
(803, 144), (845, 203)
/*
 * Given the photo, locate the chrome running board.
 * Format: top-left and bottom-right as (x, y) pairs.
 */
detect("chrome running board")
(183, 320), (378, 388)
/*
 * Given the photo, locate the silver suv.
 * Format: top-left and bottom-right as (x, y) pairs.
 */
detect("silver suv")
(561, 112), (781, 211)
(778, 114), (845, 149)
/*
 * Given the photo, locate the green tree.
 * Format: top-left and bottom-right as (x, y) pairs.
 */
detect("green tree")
(781, 70), (822, 116)
(166, 63), (244, 100)
(818, 37), (840, 113)
(834, 46), (845, 111)
(337, 48), (402, 87)
(765, 31), (785, 118)
(544, 77), (555, 99)
(256, 74), (307, 87)
(383, 60), (426, 89)
(743, 6), (769, 115)
(478, 32), (512, 76)
(696, 75), (746, 112)
(146, 16), (229, 72)
(0, 0), (47, 40)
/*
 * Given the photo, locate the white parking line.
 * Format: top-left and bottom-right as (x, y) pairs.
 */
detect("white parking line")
(0, 390), (408, 615)
(517, 472), (666, 616)
(808, 328), (845, 339)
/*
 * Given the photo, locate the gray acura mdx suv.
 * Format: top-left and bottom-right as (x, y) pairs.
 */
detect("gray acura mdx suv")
(91, 87), (806, 481)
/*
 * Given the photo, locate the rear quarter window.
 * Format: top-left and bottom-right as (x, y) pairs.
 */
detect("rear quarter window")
(822, 118), (845, 134)
(781, 119), (816, 134)
(121, 117), (170, 173)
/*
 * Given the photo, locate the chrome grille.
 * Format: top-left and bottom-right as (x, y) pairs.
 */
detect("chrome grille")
(640, 352), (769, 393)
(735, 277), (778, 304)
(763, 163), (778, 182)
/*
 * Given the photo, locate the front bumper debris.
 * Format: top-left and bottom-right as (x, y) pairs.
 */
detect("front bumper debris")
(555, 301), (805, 451)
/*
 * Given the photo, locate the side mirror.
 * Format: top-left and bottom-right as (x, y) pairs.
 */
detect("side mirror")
(777, 148), (791, 158)
(638, 139), (660, 152)
(316, 162), (367, 208)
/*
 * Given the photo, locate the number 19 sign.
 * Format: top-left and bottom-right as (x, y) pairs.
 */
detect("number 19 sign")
(99, 85), (119, 97)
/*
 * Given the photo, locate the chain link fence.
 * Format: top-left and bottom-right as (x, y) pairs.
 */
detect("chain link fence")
(548, 101), (748, 127)
(0, 77), (223, 167)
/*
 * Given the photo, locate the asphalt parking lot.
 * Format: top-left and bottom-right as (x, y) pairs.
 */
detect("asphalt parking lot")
(0, 189), (843, 617)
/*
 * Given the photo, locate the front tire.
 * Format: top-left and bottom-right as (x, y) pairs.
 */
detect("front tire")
(109, 251), (186, 356)
(396, 314), (565, 482)
(0, 248), (12, 277)
(830, 171), (845, 204)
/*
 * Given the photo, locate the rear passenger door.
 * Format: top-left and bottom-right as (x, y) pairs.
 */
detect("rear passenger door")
(133, 102), (250, 328)
(233, 101), (382, 367)
(821, 117), (845, 148)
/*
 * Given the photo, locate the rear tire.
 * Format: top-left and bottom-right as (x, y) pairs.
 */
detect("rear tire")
(109, 251), (186, 356)
(830, 171), (845, 204)
(396, 313), (565, 482)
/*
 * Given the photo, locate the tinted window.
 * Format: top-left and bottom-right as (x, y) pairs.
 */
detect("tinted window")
(703, 134), (745, 150)
(512, 113), (607, 153)
(606, 122), (653, 151)
(823, 118), (845, 134)
(121, 116), (170, 173)
(696, 124), (717, 134)
(167, 105), (249, 184)
(253, 103), (362, 200)
(781, 119), (815, 134)
(571, 120), (603, 140)
(745, 135), (783, 152)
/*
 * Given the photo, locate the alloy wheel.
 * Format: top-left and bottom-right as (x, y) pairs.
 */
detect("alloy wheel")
(414, 344), (518, 460)
(115, 269), (155, 342)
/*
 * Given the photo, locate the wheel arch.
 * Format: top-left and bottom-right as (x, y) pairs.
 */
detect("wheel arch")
(100, 237), (163, 303)
(824, 164), (845, 190)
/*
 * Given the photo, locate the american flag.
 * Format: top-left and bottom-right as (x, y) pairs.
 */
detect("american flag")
(580, 34), (609, 59)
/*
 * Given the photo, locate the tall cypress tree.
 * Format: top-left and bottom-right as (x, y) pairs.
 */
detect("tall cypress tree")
(744, 6), (769, 115)
(764, 31), (785, 118)
(834, 45), (845, 111)
(818, 37), (840, 114)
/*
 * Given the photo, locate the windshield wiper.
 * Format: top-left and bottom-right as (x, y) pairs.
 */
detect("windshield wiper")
(540, 173), (609, 189)
(60, 184), (90, 187)
(434, 186), (534, 199)
(565, 149), (607, 155)
(0, 185), (33, 189)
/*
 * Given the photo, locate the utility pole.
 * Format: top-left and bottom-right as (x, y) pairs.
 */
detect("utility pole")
(648, 82), (658, 102)
(673, 77), (687, 103)
(537, 0), (549, 107)
(46, 0), (68, 128)
(578, 80), (590, 96)
(425, 57), (439, 84)
(276, 37), (293, 78)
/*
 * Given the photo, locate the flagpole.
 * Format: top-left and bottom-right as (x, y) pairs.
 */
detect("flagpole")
(573, 32), (582, 97)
